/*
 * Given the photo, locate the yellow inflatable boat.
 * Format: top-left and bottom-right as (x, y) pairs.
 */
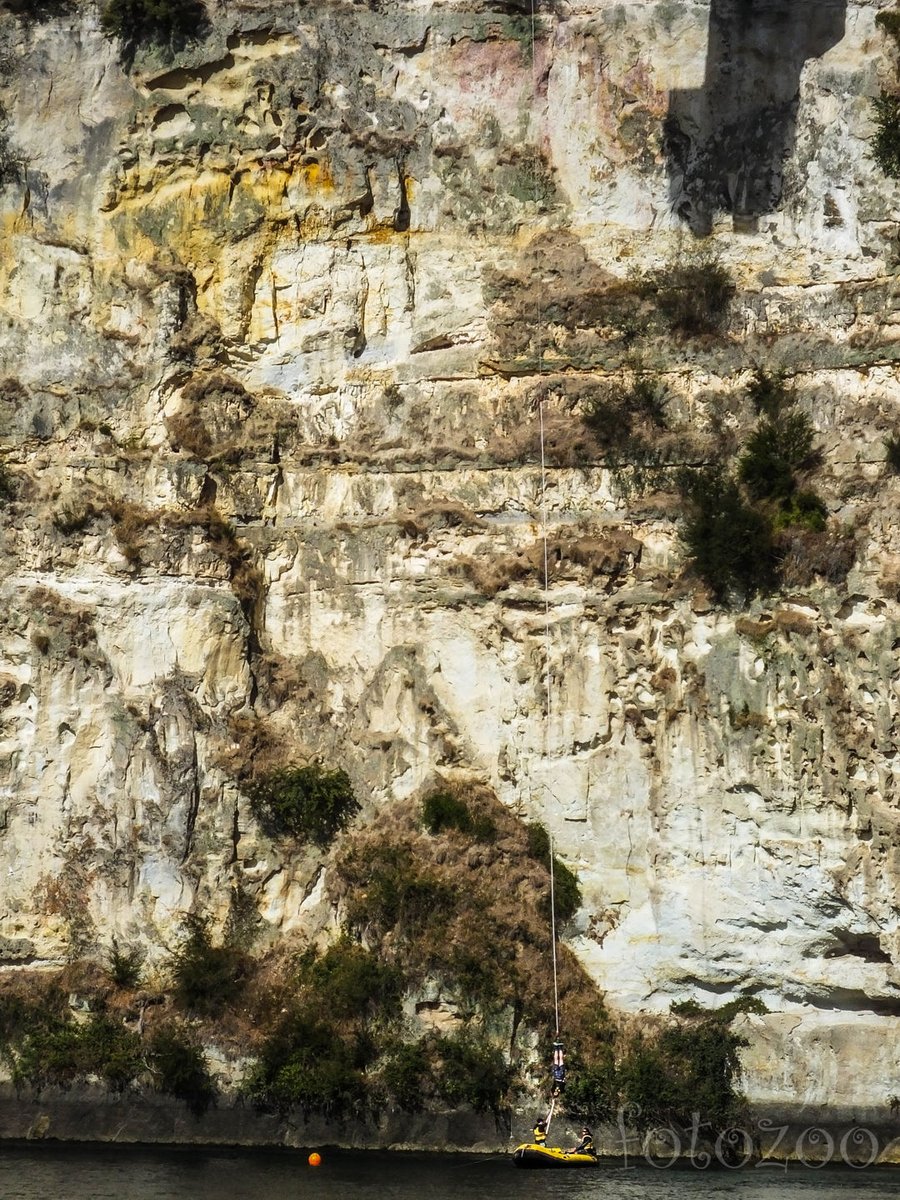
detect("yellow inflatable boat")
(512, 1143), (599, 1168)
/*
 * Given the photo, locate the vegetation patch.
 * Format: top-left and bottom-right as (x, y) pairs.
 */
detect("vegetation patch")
(431, 1030), (512, 1116)
(421, 787), (497, 841)
(169, 915), (250, 1016)
(53, 495), (263, 614)
(248, 764), (360, 846)
(148, 1023), (215, 1116)
(526, 823), (581, 925)
(0, 461), (15, 506)
(642, 254), (735, 338)
(885, 433), (900, 474)
(568, 999), (766, 1137)
(677, 464), (777, 601)
(738, 410), (818, 502)
(676, 372), (845, 602)
(100, 0), (208, 46)
(871, 91), (900, 178)
(877, 8), (900, 52)
(0, 980), (143, 1093)
(0, 0), (73, 16)
(107, 940), (143, 990)
(245, 939), (402, 1118)
(330, 788), (605, 1115)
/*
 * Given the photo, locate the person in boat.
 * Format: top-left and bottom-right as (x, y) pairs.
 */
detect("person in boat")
(533, 1119), (547, 1145)
(569, 1127), (594, 1156)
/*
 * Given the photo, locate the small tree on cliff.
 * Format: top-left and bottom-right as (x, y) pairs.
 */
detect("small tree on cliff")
(100, 0), (207, 47)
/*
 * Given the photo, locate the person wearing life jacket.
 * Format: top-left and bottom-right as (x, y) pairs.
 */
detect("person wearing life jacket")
(533, 1119), (547, 1145)
(569, 1127), (594, 1156)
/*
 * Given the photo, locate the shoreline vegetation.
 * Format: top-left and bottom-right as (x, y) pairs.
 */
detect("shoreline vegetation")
(2, 784), (765, 1157)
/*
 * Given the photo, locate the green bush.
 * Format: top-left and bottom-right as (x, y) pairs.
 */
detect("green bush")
(738, 410), (816, 502)
(296, 938), (402, 1023)
(433, 1030), (511, 1116)
(245, 1011), (368, 1117)
(772, 489), (827, 533)
(148, 1023), (215, 1116)
(0, 988), (67, 1053)
(563, 1055), (618, 1123)
(249, 764), (359, 846)
(617, 1017), (747, 1134)
(583, 377), (667, 449)
(885, 433), (900, 474)
(525, 823), (581, 924)
(222, 883), (261, 952)
(100, 0), (207, 45)
(108, 940), (143, 989)
(169, 915), (248, 1015)
(382, 1040), (432, 1111)
(872, 91), (900, 177)
(677, 465), (777, 600)
(645, 256), (735, 338)
(342, 844), (457, 938)
(421, 789), (496, 841)
(15, 1013), (143, 1092)
(746, 369), (793, 419)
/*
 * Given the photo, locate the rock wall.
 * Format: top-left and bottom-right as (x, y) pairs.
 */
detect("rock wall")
(1, 0), (899, 1127)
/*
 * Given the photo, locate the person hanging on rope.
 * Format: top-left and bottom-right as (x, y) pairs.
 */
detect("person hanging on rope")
(550, 1039), (566, 1095)
(568, 1127), (594, 1156)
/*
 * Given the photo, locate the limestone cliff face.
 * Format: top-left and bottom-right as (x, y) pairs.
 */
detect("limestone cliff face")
(0, 0), (899, 1125)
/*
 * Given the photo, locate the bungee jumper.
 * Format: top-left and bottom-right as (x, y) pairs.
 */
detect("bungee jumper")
(550, 1038), (565, 1095)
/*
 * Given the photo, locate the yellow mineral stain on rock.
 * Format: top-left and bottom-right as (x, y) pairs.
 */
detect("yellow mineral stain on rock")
(298, 160), (334, 193)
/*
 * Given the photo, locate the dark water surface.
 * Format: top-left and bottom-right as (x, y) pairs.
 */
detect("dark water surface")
(0, 1146), (898, 1200)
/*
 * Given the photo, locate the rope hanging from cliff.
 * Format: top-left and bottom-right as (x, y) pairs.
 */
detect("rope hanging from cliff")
(530, 0), (564, 1096)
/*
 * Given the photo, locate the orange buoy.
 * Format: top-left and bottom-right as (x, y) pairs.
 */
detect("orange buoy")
(308, 1152), (322, 1167)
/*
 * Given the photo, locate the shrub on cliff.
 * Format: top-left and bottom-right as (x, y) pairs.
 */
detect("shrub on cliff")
(644, 255), (735, 338)
(382, 1041), (432, 1111)
(877, 8), (900, 51)
(738, 409), (817, 502)
(886, 433), (900, 474)
(107, 939), (143, 989)
(432, 1030), (511, 1117)
(564, 1053), (619, 1123)
(169, 915), (249, 1015)
(526, 822), (581, 924)
(245, 1010), (369, 1117)
(148, 1023), (215, 1116)
(14, 1013), (143, 1092)
(615, 1002), (753, 1136)
(100, 0), (207, 46)
(248, 763), (360, 846)
(677, 464), (777, 600)
(341, 843), (457, 939)
(245, 940), (402, 1118)
(421, 788), (497, 842)
(871, 91), (900, 178)
(295, 937), (402, 1023)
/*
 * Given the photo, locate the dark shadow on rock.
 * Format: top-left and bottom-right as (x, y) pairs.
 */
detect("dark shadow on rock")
(664, 0), (847, 235)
